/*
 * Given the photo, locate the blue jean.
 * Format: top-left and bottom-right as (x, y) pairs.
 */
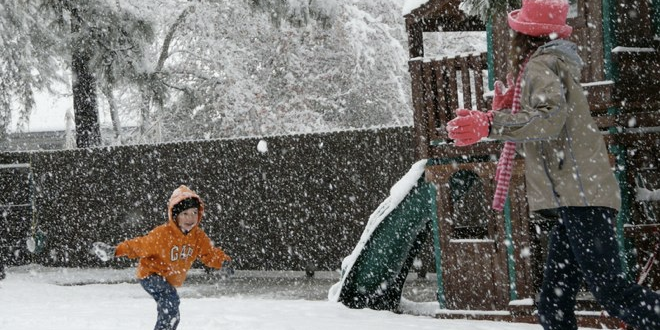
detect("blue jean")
(140, 275), (180, 330)
(537, 206), (660, 329)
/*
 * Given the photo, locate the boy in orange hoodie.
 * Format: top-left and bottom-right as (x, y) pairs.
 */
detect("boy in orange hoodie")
(93, 185), (231, 330)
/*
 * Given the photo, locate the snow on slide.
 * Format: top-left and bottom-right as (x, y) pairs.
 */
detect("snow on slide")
(328, 160), (435, 310)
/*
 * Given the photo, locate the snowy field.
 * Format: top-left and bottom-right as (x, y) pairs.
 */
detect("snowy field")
(0, 265), (605, 330)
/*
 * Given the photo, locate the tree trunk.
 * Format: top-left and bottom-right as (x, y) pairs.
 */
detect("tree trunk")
(70, 7), (101, 148)
(101, 78), (122, 144)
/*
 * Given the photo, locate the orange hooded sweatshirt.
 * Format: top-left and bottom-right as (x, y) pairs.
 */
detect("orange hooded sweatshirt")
(115, 185), (231, 287)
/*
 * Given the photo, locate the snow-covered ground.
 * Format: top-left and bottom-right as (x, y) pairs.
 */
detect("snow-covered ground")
(0, 265), (603, 330)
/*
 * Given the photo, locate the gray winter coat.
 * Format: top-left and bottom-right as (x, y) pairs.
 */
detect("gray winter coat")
(489, 40), (621, 212)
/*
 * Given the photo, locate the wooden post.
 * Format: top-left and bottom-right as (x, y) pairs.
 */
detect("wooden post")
(409, 59), (429, 160)
(406, 18), (424, 58)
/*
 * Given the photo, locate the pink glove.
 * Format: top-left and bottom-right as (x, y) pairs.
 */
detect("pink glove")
(492, 73), (514, 111)
(446, 109), (493, 146)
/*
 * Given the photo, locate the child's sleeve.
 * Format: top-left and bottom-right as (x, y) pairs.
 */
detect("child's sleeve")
(197, 232), (231, 269)
(489, 57), (570, 142)
(114, 230), (159, 259)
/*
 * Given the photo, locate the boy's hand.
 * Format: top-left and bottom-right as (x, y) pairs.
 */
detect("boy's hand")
(221, 260), (235, 276)
(92, 242), (115, 262)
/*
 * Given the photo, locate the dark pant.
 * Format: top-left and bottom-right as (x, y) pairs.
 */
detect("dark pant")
(537, 206), (660, 330)
(140, 275), (180, 330)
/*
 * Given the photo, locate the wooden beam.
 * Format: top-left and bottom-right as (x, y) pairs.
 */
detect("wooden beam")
(406, 16), (424, 58)
(409, 59), (430, 160)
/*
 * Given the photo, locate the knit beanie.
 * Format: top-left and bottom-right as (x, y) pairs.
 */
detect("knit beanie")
(171, 197), (200, 219)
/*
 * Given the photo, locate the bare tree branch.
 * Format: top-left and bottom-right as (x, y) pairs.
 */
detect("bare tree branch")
(155, 5), (196, 72)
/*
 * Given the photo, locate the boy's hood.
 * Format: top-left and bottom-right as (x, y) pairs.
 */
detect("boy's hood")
(168, 185), (205, 225)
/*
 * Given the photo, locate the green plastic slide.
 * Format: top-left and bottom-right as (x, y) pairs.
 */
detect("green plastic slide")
(328, 160), (437, 310)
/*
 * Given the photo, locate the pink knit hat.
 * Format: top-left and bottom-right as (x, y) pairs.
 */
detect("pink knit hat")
(508, 0), (573, 38)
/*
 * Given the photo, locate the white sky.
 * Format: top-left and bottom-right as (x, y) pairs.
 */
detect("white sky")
(402, 0), (430, 16)
(20, 91), (72, 132)
(10, 83), (133, 133)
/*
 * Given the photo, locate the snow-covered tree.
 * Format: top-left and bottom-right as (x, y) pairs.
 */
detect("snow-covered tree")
(1, 0), (154, 147)
(248, 0), (338, 27)
(459, 0), (519, 23)
(140, 0), (411, 142)
(48, 0), (154, 147)
(4, 0), (413, 145)
(0, 0), (67, 140)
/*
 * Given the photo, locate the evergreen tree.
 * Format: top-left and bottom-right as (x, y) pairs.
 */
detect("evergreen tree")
(1, 0), (154, 147)
(0, 0), (66, 140)
(48, 0), (154, 147)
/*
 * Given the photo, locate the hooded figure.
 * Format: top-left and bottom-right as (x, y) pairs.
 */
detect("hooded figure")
(95, 185), (231, 330)
(115, 185), (230, 287)
(446, 0), (660, 329)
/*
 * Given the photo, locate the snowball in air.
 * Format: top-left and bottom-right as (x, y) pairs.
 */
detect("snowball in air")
(257, 140), (268, 153)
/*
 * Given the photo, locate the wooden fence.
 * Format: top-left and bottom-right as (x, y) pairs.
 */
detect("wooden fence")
(0, 127), (435, 272)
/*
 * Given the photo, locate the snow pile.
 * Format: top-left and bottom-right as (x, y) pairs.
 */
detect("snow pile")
(328, 159), (427, 301)
(0, 265), (565, 330)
